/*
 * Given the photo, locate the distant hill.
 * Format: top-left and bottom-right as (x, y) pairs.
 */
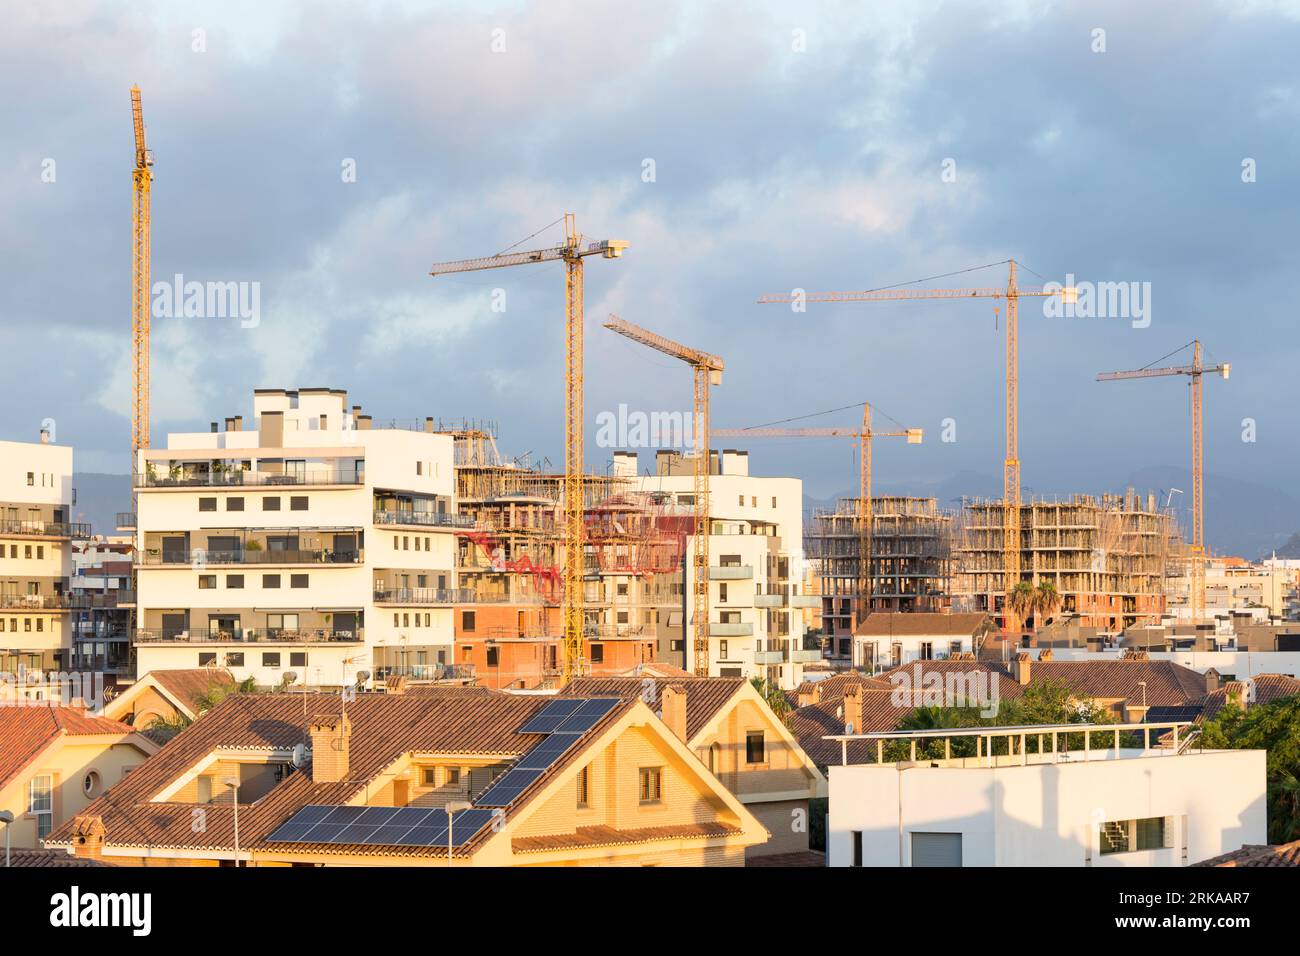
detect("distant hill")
(72, 473), (131, 537)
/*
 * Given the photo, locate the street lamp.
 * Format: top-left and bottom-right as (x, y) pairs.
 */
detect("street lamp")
(445, 800), (472, 867)
(0, 809), (13, 867)
(222, 777), (241, 867)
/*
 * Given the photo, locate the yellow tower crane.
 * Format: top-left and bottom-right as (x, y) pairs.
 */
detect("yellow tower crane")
(130, 85), (154, 472)
(430, 216), (628, 683)
(758, 261), (1073, 634)
(602, 315), (724, 677)
(1097, 340), (1229, 624)
(712, 403), (921, 636)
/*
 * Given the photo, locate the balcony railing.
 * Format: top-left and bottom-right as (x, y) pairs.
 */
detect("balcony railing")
(373, 587), (474, 605)
(135, 627), (364, 644)
(373, 664), (476, 682)
(0, 519), (91, 539)
(0, 594), (78, 610)
(709, 565), (754, 580)
(138, 549), (363, 566)
(135, 470), (363, 488)
(373, 511), (475, 529)
(709, 621), (754, 637)
(115, 512), (137, 530)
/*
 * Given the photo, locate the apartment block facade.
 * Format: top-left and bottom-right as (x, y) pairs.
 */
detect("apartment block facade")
(133, 388), (469, 687)
(0, 436), (85, 673)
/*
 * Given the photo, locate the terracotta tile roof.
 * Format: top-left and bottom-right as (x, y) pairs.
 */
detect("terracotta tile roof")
(146, 669), (239, 713)
(746, 850), (825, 867)
(0, 706), (138, 790)
(2, 848), (113, 867)
(511, 822), (739, 853)
(789, 690), (933, 766)
(1199, 673), (1300, 720)
(401, 684), (499, 698)
(1194, 840), (1300, 867)
(565, 676), (747, 741)
(855, 612), (992, 638)
(47, 691), (635, 860)
(793, 672), (896, 704)
(1026, 660), (1210, 706)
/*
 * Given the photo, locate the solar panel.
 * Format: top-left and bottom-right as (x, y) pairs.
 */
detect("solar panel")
(289, 805), (334, 825)
(335, 823), (381, 844)
(474, 767), (545, 807)
(552, 697), (619, 734)
(398, 823), (450, 847)
(265, 820), (319, 843)
(361, 823), (420, 845)
(299, 822), (348, 843)
(518, 697), (585, 734)
(447, 808), (497, 845)
(319, 805), (368, 825)
(385, 806), (437, 828)
(354, 806), (400, 827)
(516, 735), (577, 769)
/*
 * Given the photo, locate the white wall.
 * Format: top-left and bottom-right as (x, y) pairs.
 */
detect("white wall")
(827, 749), (1266, 867)
(1046, 646), (1300, 679)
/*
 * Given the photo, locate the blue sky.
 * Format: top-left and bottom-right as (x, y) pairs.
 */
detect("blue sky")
(2, 0), (1297, 547)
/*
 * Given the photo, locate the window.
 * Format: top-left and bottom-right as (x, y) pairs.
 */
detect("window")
(852, 831), (863, 867)
(738, 495), (744, 506)
(576, 766), (589, 807)
(920, 641), (933, 660)
(290, 573), (309, 589)
(199, 652), (217, 666)
(462, 611), (476, 633)
(199, 497), (217, 512)
(771, 496), (777, 508)
(719, 640), (729, 659)
(590, 643), (604, 664)
(718, 582), (728, 604)
(83, 771), (101, 798)
(227, 497), (245, 511)
(263, 496), (281, 511)
(638, 767), (662, 803)
(198, 574), (217, 589)
(486, 646), (499, 667)
(26, 472), (34, 486)
(290, 652), (307, 667)
(263, 574), (281, 588)
(416, 461), (422, 475)
(745, 731), (765, 764)
(262, 652), (281, 668)
(617, 582), (628, 596)
(751, 496), (757, 507)
(226, 652), (244, 667)
(290, 496), (308, 511)
(421, 767), (436, 786)
(29, 775), (53, 840)
(227, 574), (244, 589)
(445, 768), (461, 786)
(1100, 817), (1168, 855)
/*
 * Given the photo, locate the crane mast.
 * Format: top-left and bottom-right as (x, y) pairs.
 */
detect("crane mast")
(603, 316), (723, 676)
(130, 85), (153, 471)
(430, 216), (628, 684)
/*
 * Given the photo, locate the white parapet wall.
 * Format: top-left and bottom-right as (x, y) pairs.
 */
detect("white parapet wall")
(828, 747), (1266, 867)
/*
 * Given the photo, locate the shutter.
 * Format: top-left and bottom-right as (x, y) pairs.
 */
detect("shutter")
(910, 831), (962, 867)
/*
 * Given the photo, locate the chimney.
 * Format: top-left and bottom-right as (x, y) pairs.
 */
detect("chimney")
(797, 682), (823, 708)
(39, 427), (50, 444)
(1204, 669), (1221, 695)
(1038, 648), (1054, 662)
(424, 417), (435, 433)
(309, 713), (352, 783)
(1014, 651), (1032, 685)
(70, 814), (107, 861)
(1227, 680), (1249, 710)
(842, 683), (863, 734)
(232, 416), (243, 431)
(224, 417), (236, 431)
(210, 422), (219, 433)
(661, 684), (688, 742)
(385, 675), (408, 696)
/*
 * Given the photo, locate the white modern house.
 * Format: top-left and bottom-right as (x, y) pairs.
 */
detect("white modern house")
(0, 432), (84, 674)
(826, 723), (1267, 867)
(854, 612), (994, 670)
(133, 388), (471, 688)
(626, 448), (819, 689)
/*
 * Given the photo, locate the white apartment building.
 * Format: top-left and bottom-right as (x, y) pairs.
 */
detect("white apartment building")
(133, 388), (471, 688)
(624, 449), (819, 690)
(0, 434), (83, 673)
(826, 723), (1266, 867)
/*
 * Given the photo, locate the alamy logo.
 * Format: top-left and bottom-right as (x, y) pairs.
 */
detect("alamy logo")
(1041, 274), (1151, 328)
(595, 403), (699, 449)
(888, 663), (1000, 718)
(152, 273), (260, 328)
(49, 887), (151, 936)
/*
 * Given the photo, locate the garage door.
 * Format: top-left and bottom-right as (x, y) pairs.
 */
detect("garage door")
(911, 831), (962, 867)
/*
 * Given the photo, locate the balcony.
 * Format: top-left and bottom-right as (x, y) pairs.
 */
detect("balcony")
(791, 648), (824, 663)
(374, 664), (476, 682)
(373, 587), (474, 605)
(373, 511), (475, 529)
(0, 594), (78, 611)
(0, 519), (91, 539)
(135, 627), (363, 644)
(790, 594), (823, 609)
(753, 593), (786, 608)
(115, 512), (137, 531)
(138, 548), (363, 566)
(136, 469), (363, 489)
(754, 649), (786, 665)
(709, 565), (754, 580)
(710, 621), (754, 637)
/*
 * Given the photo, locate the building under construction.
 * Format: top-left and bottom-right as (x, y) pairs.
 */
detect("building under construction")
(805, 496), (954, 659)
(952, 491), (1184, 632)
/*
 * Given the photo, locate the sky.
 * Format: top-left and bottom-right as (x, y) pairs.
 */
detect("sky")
(2, 0), (1297, 548)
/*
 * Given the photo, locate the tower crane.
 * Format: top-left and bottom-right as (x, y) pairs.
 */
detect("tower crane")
(758, 260), (1074, 634)
(1097, 340), (1229, 624)
(430, 215), (628, 683)
(713, 403), (921, 638)
(130, 85), (154, 474)
(603, 315), (723, 676)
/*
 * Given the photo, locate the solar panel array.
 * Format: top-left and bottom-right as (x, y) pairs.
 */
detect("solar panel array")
(266, 804), (498, 848)
(475, 697), (620, 807)
(265, 697), (622, 850)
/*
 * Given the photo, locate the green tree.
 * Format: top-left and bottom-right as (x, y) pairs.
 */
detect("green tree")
(1201, 694), (1300, 843)
(1007, 581), (1035, 634)
(751, 676), (792, 723)
(1033, 580), (1061, 630)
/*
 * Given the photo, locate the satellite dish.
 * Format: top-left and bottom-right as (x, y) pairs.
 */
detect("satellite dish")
(292, 743), (306, 768)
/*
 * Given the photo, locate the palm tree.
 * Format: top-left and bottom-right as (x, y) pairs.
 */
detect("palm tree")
(1033, 580), (1062, 633)
(1007, 581), (1035, 635)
